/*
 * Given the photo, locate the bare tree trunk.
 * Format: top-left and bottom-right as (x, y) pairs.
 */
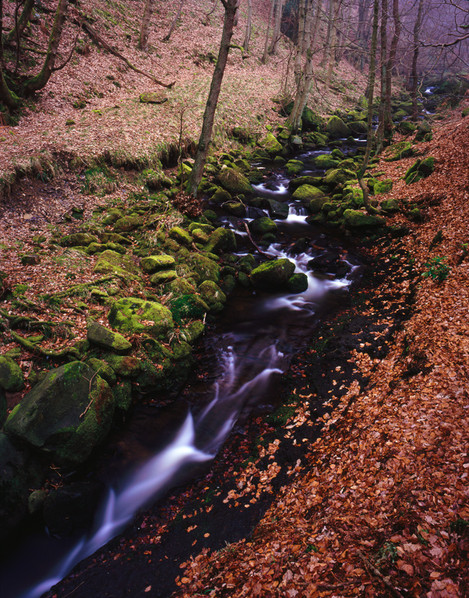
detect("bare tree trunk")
(268, 0), (285, 55)
(163, 0), (185, 43)
(188, 0), (240, 197)
(376, 0), (388, 152)
(383, 0), (401, 135)
(262, 0), (275, 64)
(357, 0), (379, 214)
(242, 0), (252, 53)
(293, 0), (307, 86)
(325, 0), (339, 87)
(139, 0), (154, 50)
(21, 0), (69, 95)
(410, 0), (423, 120)
(6, 0), (35, 45)
(0, 0), (20, 108)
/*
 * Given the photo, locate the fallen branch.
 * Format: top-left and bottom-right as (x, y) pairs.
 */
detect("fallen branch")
(42, 275), (118, 300)
(242, 222), (273, 258)
(81, 21), (175, 89)
(357, 550), (405, 598)
(0, 309), (73, 332)
(10, 330), (80, 359)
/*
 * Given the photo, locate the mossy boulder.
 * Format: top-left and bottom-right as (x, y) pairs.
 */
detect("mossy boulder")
(292, 184), (325, 203)
(324, 168), (356, 188)
(0, 356), (24, 392)
(205, 227), (237, 254)
(404, 157), (435, 184)
(4, 362), (114, 464)
(108, 297), (174, 337)
(313, 154), (340, 170)
(308, 196), (330, 213)
(373, 179), (393, 194)
(186, 252), (220, 282)
(170, 294), (209, 324)
(343, 209), (386, 229)
(223, 201), (246, 217)
(415, 120), (432, 142)
(348, 120), (368, 136)
(140, 254), (176, 274)
(260, 132), (282, 155)
(265, 198), (289, 219)
(285, 159), (304, 175)
(198, 280), (226, 310)
(287, 273), (309, 294)
(113, 215), (144, 233)
(139, 91), (167, 104)
(112, 380), (133, 412)
(211, 187), (232, 204)
(385, 140), (414, 162)
(250, 217), (277, 236)
(302, 107), (324, 131)
(250, 258), (296, 291)
(94, 250), (138, 276)
(86, 319), (132, 354)
(326, 116), (351, 139)
(150, 270), (178, 285)
(102, 208), (124, 225)
(169, 226), (192, 246)
(289, 175), (324, 192)
(397, 121), (417, 136)
(218, 167), (252, 195)
(103, 354), (141, 378)
(86, 358), (117, 385)
(380, 198), (400, 213)
(60, 233), (99, 247)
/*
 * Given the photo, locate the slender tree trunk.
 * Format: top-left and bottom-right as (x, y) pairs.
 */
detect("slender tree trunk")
(376, 0), (388, 152)
(163, 0), (185, 42)
(262, 0), (275, 64)
(357, 0), (379, 214)
(188, 0), (240, 197)
(21, 0), (69, 95)
(325, 0), (338, 87)
(6, 0), (35, 44)
(383, 0), (401, 136)
(139, 0), (154, 50)
(242, 0), (252, 53)
(268, 0), (285, 55)
(0, 0), (21, 108)
(293, 0), (306, 86)
(410, 0), (423, 120)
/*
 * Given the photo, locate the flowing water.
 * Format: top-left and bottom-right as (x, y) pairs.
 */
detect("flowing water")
(0, 144), (363, 598)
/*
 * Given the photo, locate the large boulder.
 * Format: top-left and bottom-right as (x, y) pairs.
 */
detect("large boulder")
(0, 356), (24, 392)
(314, 154), (340, 170)
(326, 116), (351, 139)
(250, 217), (277, 236)
(343, 209), (386, 229)
(94, 250), (139, 276)
(205, 227), (237, 254)
(259, 132), (282, 155)
(140, 254), (176, 274)
(218, 167), (252, 195)
(108, 297), (174, 337)
(404, 157), (435, 184)
(250, 258), (296, 291)
(186, 252), (220, 282)
(292, 184), (325, 203)
(265, 198), (289, 220)
(4, 362), (114, 464)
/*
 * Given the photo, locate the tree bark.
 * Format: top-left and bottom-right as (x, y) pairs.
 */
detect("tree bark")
(376, 0), (388, 152)
(163, 0), (185, 43)
(357, 0), (379, 214)
(21, 0), (69, 95)
(139, 0), (154, 50)
(262, 0), (275, 64)
(6, 0), (35, 45)
(410, 0), (424, 120)
(384, 0), (401, 135)
(242, 0), (252, 54)
(268, 0), (285, 55)
(188, 0), (240, 197)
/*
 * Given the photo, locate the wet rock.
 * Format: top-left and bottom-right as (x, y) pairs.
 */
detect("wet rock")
(222, 201), (246, 217)
(169, 226), (192, 246)
(205, 228), (236, 255)
(287, 273), (309, 294)
(250, 258), (296, 291)
(265, 198), (289, 219)
(170, 294), (209, 324)
(198, 280), (227, 311)
(140, 254), (176, 274)
(250, 216), (277, 236)
(0, 355), (24, 392)
(343, 209), (386, 229)
(4, 362), (114, 464)
(292, 184), (325, 203)
(285, 159), (304, 175)
(150, 270), (178, 285)
(313, 154), (340, 170)
(87, 319), (132, 354)
(259, 132), (282, 155)
(109, 297), (174, 338)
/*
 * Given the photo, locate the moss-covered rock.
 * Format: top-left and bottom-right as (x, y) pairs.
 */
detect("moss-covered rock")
(348, 120), (368, 136)
(250, 258), (296, 291)
(326, 116), (351, 139)
(260, 132), (282, 155)
(218, 167), (252, 195)
(169, 226), (192, 246)
(180, 320), (205, 343)
(186, 252), (220, 283)
(170, 294), (209, 324)
(150, 270), (178, 285)
(198, 280), (226, 309)
(140, 254), (176, 273)
(250, 217), (278, 236)
(308, 195), (330, 213)
(104, 354), (141, 378)
(313, 154), (340, 170)
(302, 107), (324, 131)
(397, 121), (417, 136)
(265, 198), (289, 219)
(222, 201), (246, 217)
(4, 362), (114, 464)
(87, 319), (132, 354)
(404, 157), (435, 184)
(343, 209), (386, 229)
(385, 140), (414, 162)
(292, 184), (325, 203)
(139, 91), (167, 104)
(415, 120), (432, 142)
(113, 215), (144, 233)
(211, 186), (233, 204)
(285, 159), (304, 175)
(94, 250), (139, 276)
(287, 273), (309, 294)
(108, 297), (174, 337)
(373, 179), (393, 194)
(380, 198), (400, 213)
(102, 208), (124, 225)
(205, 227), (237, 254)
(0, 356), (24, 392)
(86, 358), (117, 385)
(324, 168), (356, 188)
(60, 233), (99, 247)
(112, 380), (132, 412)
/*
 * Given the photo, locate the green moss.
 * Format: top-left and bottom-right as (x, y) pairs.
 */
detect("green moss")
(170, 294), (209, 324)
(292, 184), (325, 203)
(108, 297), (174, 338)
(0, 356), (24, 392)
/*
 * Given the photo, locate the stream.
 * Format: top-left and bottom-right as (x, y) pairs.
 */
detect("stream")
(0, 142), (364, 598)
